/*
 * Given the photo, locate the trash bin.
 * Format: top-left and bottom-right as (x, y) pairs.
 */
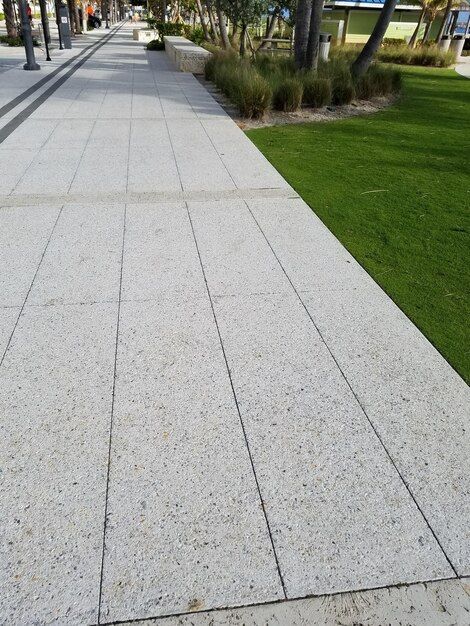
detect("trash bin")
(319, 32), (331, 62)
(438, 34), (451, 52)
(450, 35), (465, 58)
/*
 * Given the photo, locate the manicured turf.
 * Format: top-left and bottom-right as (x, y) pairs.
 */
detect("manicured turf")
(247, 67), (470, 383)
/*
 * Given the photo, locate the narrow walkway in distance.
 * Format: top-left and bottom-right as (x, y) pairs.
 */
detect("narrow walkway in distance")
(0, 23), (468, 626)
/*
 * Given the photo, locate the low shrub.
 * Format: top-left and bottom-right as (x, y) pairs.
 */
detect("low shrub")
(0, 34), (22, 47)
(146, 19), (189, 40)
(382, 37), (406, 47)
(272, 78), (303, 112)
(187, 26), (205, 46)
(301, 75), (331, 107)
(147, 39), (164, 51)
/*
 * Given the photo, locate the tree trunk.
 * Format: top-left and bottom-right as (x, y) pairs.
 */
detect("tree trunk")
(260, 7), (280, 48)
(306, 0), (324, 70)
(74, 0), (82, 33)
(38, 0), (51, 41)
(422, 17), (433, 43)
(294, 0), (312, 69)
(215, 1), (231, 49)
(351, 0), (398, 78)
(409, 8), (425, 48)
(67, 0), (76, 34)
(206, 0), (219, 40)
(240, 22), (247, 56)
(436, 0), (452, 42)
(3, 0), (18, 37)
(195, 0), (212, 41)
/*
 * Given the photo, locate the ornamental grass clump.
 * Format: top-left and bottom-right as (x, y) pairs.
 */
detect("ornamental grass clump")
(377, 44), (455, 67)
(353, 63), (401, 99)
(205, 52), (271, 119)
(301, 76), (332, 108)
(232, 70), (273, 118)
(317, 58), (355, 105)
(272, 78), (304, 112)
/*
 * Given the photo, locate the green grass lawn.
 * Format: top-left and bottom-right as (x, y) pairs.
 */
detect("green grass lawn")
(247, 66), (470, 383)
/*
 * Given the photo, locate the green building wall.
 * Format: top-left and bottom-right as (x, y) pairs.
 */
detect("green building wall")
(322, 8), (443, 43)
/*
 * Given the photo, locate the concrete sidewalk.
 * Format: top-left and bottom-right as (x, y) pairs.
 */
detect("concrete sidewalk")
(0, 23), (469, 626)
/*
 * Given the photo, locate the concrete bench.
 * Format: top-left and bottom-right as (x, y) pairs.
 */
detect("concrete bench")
(133, 28), (157, 43)
(164, 36), (212, 74)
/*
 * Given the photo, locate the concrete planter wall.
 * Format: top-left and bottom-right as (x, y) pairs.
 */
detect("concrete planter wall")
(133, 28), (157, 43)
(164, 36), (212, 74)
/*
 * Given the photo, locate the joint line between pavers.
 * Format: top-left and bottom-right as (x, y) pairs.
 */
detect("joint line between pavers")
(97, 202), (128, 625)
(184, 199), (288, 600)
(95, 574), (463, 626)
(0, 188), (299, 207)
(125, 62), (135, 194)
(66, 119), (99, 194)
(244, 201), (459, 578)
(184, 90), (241, 191)
(0, 203), (65, 369)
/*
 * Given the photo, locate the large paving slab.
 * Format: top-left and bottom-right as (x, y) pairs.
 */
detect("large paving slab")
(211, 291), (453, 596)
(99, 296), (283, 623)
(0, 306), (19, 359)
(27, 203), (124, 306)
(187, 200), (453, 594)
(248, 196), (470, 576)
(0, 204), (61, 307)
(121, 203), (204, 301)
(0, 20), (468, 626)
(0, 302), (117, 625)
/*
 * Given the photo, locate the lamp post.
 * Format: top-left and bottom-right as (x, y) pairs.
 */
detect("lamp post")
(18, 0), (41, 70)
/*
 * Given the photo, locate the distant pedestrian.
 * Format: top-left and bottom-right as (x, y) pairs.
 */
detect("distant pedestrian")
(26, 2), (33, 26)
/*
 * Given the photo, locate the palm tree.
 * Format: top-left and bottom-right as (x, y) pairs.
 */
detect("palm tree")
(422, 0), (448, 43)
(305, 0), (324, 70)
(294, 0), (312, 69)
(436, 0), (454, 42)
(351, 0), (398, 78)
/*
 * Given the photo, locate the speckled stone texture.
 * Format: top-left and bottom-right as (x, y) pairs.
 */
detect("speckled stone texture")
(164, 36), (212, 74)
(0, 303), (117, 625)
(99, 296), (283, 622)
(119, 577), (470, 625)
(0, 21), (468, 626)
